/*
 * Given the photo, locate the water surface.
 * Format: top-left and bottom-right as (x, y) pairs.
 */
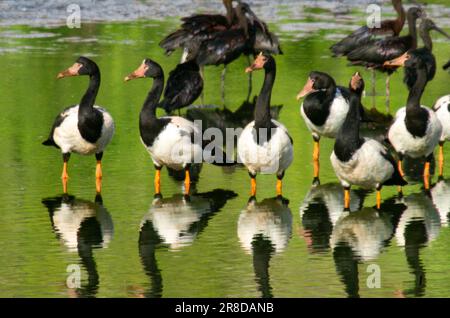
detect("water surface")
(0, 1), (449, 298)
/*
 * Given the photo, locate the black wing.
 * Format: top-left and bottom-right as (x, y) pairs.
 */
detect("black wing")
(196, 29), (248, 66)
(346, 36), (412, 67)
(159, 14), (229, 55)
(159, 61), (204, 113)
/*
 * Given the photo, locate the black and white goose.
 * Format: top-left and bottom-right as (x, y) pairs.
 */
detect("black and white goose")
(385, 52), (443, 190)
(296, 71), (351, 184)
(237, 53), (293, 197)
(124, 59), (204, 197)
(330, 72), (406, 210)
(42, 57), (115, 194)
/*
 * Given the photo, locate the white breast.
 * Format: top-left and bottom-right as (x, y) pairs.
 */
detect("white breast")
(330, 139), (394, 189)
(388, 106), (442, 158)
(237, 119), (293, 175)
(300, 89), (349, 139)
(53, 105), (115, 155)
(145, 116), (203, 170)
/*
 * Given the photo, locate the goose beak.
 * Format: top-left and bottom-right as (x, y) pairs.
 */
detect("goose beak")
(384, 53), (410, 67)
(350, 72), (362, 91)
(57, 62), (82, 79)
(296, 77), (316, 100)
(124, 63), (148, 82)
(245, 52), (265, 73)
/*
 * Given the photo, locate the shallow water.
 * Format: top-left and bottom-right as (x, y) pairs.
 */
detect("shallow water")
(0, 1), (449, 298)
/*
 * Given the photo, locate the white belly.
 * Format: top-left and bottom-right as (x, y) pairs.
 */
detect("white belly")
(330, 139), (394, 189)
(237, 120), (293, 175)
(388, 106), (442, 158)
(53, 105), (115, 155)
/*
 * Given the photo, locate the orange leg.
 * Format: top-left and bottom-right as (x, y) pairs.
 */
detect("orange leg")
(397, 159), (405, 194)
(62, 162), (68, 194)
(251, 176), (257, 197)
(397, 160), (405, 177)
(154, 168), (161, 195)
(61, 153), (70, 194)
(95, 160), (102, 193)
(424, 161), (431, 190)
(376, 189), (381, 210)
(313, 139), (320, 179)
(344, 188), (350, 210)
(184, 167), (191, 196)
(276, 179), (282, 197)
(438, 142), (444, 177)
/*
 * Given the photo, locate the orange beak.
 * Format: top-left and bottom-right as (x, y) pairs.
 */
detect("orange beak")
(124, 62), (148, 82)
(57, 63), (82, 79)
(296, 77), (316, 100)
(384, 53), (410, 68)
(350, 72), (362, 91)
(245, 52), (266, 73)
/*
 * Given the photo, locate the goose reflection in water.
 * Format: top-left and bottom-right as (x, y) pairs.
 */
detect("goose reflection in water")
(41, 194), (113, 298)
(330, 197), (407, 298)
(299, 183), (368, 253)
(394, 192), (441, 298)
(137, 189), (237, 298)
(431, 178), (450, 227)
(237, 197), (292, 298)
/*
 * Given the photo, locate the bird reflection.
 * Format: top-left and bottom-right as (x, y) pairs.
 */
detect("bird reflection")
(394, 192), (441, 297)
(138, 189), (237, 297)
(299, 183), (368, 253)
(328, 195), (408, 298)
(402, 156), (436, 182)
(237, 196), (292, 298)
(42, 194), (113, 298)
(186, 97), (283, 136)
(431, 178), (450, 227)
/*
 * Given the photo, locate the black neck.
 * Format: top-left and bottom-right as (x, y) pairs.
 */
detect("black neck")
(420, 28), (433, 51)
(407, 13), (418, 49)
(79, 71), (100, 112)
(337, 94), (361, 150)
(141, 75), (164, 121)
(406, 67), (427, 110)
(254, 62), (275, 130)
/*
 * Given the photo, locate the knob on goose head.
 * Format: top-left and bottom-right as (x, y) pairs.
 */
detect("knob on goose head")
(296, 71), (336, 100)
(57, 56), (99, 79)
(124, 59), (163, 81)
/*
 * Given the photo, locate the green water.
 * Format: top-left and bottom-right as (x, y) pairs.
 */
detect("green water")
(0, 18), (449, 298)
